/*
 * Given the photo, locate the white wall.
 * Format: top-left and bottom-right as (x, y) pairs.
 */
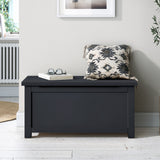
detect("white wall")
(19, 0), (160, 113)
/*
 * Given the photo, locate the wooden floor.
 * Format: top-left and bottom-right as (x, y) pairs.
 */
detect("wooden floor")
(0, 121), (160, 160)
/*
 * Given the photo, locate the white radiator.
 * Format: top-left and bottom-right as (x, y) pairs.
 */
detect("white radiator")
(0, 43), (19, 83)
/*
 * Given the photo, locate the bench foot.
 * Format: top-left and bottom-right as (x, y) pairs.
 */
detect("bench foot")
(25, 128), (32, 138)
(128, 129), (135, 138)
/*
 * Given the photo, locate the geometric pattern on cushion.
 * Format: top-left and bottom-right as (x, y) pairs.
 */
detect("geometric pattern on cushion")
(84, 44), (131, 80)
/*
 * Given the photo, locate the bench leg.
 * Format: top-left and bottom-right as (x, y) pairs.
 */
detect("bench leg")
(128, 127), (135, 138)
(128, 87), (135, 138)
(25, 87), (32, 138)
(25, 127), (32, 138)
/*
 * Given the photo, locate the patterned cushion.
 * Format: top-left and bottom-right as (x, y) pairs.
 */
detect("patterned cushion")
(84, 44), (131, 80)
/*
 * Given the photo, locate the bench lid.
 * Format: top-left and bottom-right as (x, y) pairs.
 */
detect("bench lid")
(22, 76), (137, 87)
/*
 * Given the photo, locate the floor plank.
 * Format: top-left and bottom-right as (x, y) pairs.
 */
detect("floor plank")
(0, 121), (160, 160)
(0, 151), (72, 159)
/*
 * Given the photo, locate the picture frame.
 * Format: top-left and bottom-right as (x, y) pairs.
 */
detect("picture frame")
(57, 0), (115, 17)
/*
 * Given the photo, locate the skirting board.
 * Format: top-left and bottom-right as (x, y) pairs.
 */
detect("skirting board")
(0, 97), (19, 103)
(16, 111), (24, 127)
(16, 112), (160, 127)
(135, 112), (159, 127)
(0, 86), (19, 97)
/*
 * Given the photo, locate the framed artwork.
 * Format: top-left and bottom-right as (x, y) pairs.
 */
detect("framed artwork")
(57, 0), (115, 17)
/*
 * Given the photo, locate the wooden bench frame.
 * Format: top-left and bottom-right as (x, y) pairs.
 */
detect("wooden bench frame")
(22, 76), (137, 138)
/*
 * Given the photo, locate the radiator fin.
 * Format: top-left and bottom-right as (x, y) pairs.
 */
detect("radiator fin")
(0, 43), (19, 83)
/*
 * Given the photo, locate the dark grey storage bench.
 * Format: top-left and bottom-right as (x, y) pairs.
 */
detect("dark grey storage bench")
(22, 76), (137, 138)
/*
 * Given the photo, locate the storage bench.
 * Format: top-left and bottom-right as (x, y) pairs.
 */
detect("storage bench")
(22, 76), (137, 138)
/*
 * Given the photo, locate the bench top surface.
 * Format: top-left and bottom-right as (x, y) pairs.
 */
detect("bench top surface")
(22, 76), (137, 87)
